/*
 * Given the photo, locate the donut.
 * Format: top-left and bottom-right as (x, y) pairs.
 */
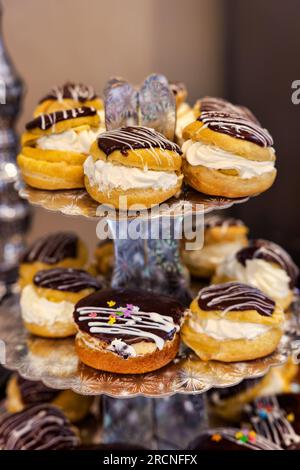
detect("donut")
(181, 282), (284, 362)
(20, 268), (103, 338)
(6, 374), (93, 423)
(84, 126), (183, 209)
(188, 427), (283, 450)
(213, 239), (299, 310)
(181, 214), (249, 278)
(19, 232), (88, 287)
(243, 394), (300, 450)
(17, 107), (101, 190)
(94, 239), (114, 276)
(182, 97), (277, 198)
(73, 288), (185, 374)
(33, 82), (104, 117)
(0, 404), (80, 450)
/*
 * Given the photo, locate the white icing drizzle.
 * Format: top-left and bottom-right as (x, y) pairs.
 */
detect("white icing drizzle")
(76, 305), (179, 350)
(47, 83), (96, 102)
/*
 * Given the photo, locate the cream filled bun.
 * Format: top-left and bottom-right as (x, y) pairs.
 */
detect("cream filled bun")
(19, 232), (88, 288)
(181, 214), (249, 278)
(182, 97), (277, 198)
(73, 288), (185, 374)
(18, 106), (101, 190)
(181, 282), (284, 362)
(20, 268), (103, 338)
(33, 82), (104, 117)
(84, 126), (183, 209)
(169, 81), (197, 145)
(213, 239), (299, 310)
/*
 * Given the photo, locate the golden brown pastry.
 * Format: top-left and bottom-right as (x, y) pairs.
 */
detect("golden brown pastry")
(182, 282), (284, 362)
(94, 239), (114, 276)
(213, 239), (299, 310)
(18, 107), (101, 190)
(19, 232), (88, 287)
(181, 214), (249, 278)
(20, 268), (103, 338)
(84, 126), (183, 209)
(73, 288), (185, 374)
(182, 97), (277, 198)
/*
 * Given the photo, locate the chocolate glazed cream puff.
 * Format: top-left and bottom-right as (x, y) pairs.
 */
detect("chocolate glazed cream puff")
(181, 282), (284, 362)
(84, 126), (183, 209)
(181, 214), (249, 278)
(73, 288), (185, 374)
(213, 239), (299, 310)
(18, 106), (101, 190)
(19, 231), (88, 287)
(33, 82), (104, 117)
(20, 268), (103, 338)
(182, 97), (277, 198)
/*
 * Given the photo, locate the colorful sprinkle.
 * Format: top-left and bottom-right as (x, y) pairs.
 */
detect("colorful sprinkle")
(88, 312), (98, 318)
(108, 316), (116, 325)
(258, 409), (268, 419)
(287, 413), (295, 422)
(211, 433), (222, 442)
(107, 300), (116, 307)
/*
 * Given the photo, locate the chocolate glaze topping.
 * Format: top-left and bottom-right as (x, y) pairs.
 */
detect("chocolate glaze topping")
(26, 106), (97, 131)
(189, 428), (282, 451)
(0, 404), (79, 450)
(39, 82), (97, 104)
(236, 239), (299, 288)
(34, 268), (102, 293)
(209, 377), (262, 404)
(198, 282), (275, 317)
(22, 232), (78, 264)
(96, 126), (182, 156)
(197, 96), (273, 147)
(17, 376), (59, 405)
(74, 288), (184, 347)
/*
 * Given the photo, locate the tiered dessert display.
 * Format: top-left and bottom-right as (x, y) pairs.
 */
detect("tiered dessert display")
(0, 74), (299, 449)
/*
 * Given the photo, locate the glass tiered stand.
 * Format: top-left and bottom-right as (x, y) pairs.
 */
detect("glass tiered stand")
(1, 76), (299, 449)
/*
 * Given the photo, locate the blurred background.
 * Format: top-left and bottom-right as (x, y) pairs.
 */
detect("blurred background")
(1, 0), (300, 266)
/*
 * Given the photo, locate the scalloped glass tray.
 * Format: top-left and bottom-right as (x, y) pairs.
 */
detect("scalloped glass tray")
(0, 294), (298, 397)
(18, 183), (249, 219)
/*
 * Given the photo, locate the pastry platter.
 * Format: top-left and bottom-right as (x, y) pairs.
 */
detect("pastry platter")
(0, 293), (298, 397)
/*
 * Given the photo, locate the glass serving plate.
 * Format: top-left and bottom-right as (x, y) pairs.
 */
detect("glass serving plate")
(0, 294), (298, 397)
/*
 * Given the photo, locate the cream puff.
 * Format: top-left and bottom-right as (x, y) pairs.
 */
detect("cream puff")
(20, 268), (102, 338)
(0, 404), (80, 450)
(182, 96), (277, 198)
(6, 374), (93, 423)
(181, 282), (284, 362)
(84, 126), (183, 209)
(170, 81), (197, 146)
(73, 288), (185, 374)
(181, 214), (249, 278)
(213, 239), (299, 310)
(19, 231), (88, 287)
(18, 106), (101, 190)
(34, 82), (104, 117)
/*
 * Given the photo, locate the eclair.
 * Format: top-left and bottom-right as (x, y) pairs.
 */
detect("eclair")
(18, 106), (101, 190)
(20, 268), (103, 338)
(213, 239), (299, 310)
(73, 288), (185, 374)
(181, 282), (284, 362)
(84, 126), (183, 209)
(182, 97), (277, 198)
(19, 231), (88, 287)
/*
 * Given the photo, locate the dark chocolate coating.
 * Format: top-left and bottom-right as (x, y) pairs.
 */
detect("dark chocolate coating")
(0, 404), (80, 450)
(198, 282), (275, 317)
(96, 126), (182, 156)
(39, 82), (97, 104)
(17, 375), (60, 405)
(74, 288), (184, 345)
(22, 232), (78, 265)
(26, 106), (97, 131)
(208, 377), (263, 405)
(34, 268), (102, 293)
(197, 96), (273, 147)
(236, 239), (299, 288)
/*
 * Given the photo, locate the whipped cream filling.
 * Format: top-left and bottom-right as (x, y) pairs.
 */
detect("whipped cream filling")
(175, 103), (196, 141)
(20, 284), (75, 326)
(84, 155), (180, 191)
(217, 257), (291, 299)
(182, 139), (275, 179)
(37, 128), (102, 154)
(185, 241), (244, 268)
(189, 316), (271, 340)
